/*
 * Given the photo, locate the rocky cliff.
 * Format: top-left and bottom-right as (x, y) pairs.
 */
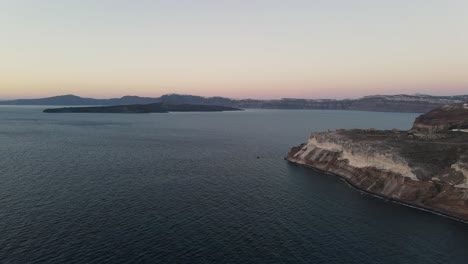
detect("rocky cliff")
(412, 103), (468, 132)
(287, 103), (468, 221)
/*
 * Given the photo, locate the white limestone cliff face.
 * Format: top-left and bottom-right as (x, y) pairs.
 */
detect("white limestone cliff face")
(452, 157), (468, 188)
(294, 132), (417, 180)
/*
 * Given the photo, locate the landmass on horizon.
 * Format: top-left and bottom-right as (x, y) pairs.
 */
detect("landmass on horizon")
(43, 103), (240, 113)
(2, 93), (468, 113)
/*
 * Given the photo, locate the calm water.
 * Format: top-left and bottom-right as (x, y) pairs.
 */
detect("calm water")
(1, 106), (467, 264)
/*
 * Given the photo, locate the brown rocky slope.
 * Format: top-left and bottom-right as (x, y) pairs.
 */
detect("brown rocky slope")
(287, 103), (468, 221)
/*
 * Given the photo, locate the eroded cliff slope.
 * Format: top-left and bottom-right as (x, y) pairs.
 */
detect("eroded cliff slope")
(288, 104), (468, 221)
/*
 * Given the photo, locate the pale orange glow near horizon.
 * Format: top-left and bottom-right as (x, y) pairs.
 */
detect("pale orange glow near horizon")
(1, 1), (467, 99)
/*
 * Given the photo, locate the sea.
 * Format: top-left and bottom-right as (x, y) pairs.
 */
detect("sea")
(1, 106), (467, 264)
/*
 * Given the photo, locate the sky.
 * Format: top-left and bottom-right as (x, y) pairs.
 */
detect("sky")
(1, 0), (467, 99)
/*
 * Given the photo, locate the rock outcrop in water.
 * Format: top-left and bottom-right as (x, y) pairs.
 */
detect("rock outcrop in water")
(287, 103), (468, 221)
(43, 103), (241, 113)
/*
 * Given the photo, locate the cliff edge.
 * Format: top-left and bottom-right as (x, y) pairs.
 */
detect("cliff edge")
(287, 103), (468, 221)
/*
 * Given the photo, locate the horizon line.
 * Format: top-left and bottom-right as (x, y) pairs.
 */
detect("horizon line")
(1, 92), (468, 102)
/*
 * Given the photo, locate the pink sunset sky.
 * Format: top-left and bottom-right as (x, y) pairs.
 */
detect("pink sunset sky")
(1, 0), (467, 99)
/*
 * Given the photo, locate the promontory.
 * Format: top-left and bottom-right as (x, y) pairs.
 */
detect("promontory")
(287, 103), (468, 221)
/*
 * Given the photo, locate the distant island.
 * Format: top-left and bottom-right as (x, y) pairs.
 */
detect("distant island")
(288, 103), (468, 221)
(3, 93), (468, 113)
(43, 103), (241, 113)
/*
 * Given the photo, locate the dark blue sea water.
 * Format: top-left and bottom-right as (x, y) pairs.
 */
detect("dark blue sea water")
(1, 106), (467, 264)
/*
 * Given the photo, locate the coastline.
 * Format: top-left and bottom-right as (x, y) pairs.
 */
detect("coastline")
(286, 158), (468, 224)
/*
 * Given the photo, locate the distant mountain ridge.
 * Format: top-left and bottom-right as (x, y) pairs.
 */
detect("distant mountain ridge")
(0, 94), (159, 106)
(1, 93), (467, 113)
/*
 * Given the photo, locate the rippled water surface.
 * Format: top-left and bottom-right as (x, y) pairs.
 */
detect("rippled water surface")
(1, 106), (467, 264)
